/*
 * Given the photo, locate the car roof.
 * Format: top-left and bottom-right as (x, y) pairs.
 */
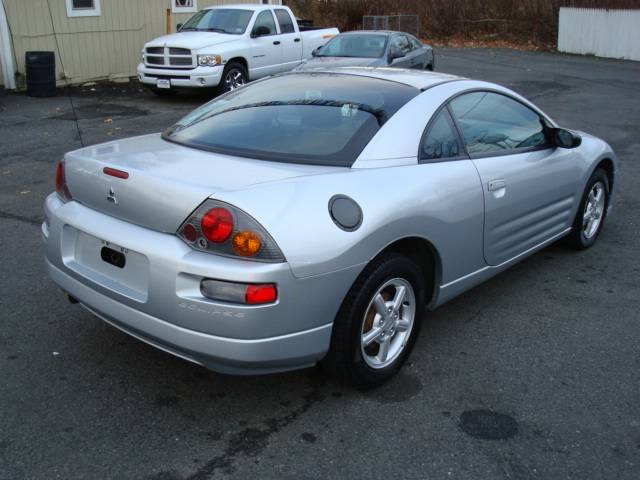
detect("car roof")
(203, 4), (275, 11)
(338, 30), (401, 36)
(288, 67), (464, 90)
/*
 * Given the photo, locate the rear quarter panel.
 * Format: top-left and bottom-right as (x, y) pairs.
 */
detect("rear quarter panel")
(215, 161), (485, 285)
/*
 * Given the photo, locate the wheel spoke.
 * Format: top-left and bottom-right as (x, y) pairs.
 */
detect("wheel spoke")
(362, 327), (382, 346)
(396, 319), (410, 332)
(377, 336), (391, 362)
(391, 286), (406, 314)
(373, 294), (388, 318)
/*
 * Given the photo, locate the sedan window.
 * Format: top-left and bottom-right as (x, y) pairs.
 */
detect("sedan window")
(390, 35), (411, 55)
(449, 91), (550, 155)
(408, 36), (422, 50)
(420, 109), (462, 161)
(319, 34), (388, 58)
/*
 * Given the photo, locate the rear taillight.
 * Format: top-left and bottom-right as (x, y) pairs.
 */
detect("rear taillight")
(178, 199), (284, 263)
(245, 284), (278, 305)
(55, 161), (72, 202)
(200, 279), (278, 305)
(201, 207), (234, 243)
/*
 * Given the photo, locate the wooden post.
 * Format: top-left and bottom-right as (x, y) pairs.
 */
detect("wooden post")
(166, 8), (172, 34)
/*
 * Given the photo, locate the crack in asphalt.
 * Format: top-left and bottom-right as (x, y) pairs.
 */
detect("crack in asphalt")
(149, 374), (326, 480)
(0, 210), (42, 226)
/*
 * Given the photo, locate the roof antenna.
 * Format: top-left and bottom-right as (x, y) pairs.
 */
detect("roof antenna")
(45, 0), (85, 148)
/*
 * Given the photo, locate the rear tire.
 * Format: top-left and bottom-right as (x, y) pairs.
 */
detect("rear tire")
(322, 253), (426, 389)
(566, 168), (610, 250)
(218, 62), (248, 95)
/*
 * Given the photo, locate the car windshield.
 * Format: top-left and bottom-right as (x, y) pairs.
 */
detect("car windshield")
(163, 73), (419, 166)
(180, 8), (253, 34)
(319, 34), (388, 59)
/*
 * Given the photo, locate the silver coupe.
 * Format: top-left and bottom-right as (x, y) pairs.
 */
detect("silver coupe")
(43, 68), (617, 388)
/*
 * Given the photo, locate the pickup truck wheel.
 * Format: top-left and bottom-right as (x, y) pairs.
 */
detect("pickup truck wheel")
(322, 253), (425, 389)
(219, 62), (248, 94)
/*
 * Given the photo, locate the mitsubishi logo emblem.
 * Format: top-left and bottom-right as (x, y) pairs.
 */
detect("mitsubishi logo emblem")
(107, 187), (118, 204)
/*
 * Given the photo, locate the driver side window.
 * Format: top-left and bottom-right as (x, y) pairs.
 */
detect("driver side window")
(252, 10), (277, 36)
(390, 35), (411, 54)
(449, 91), (550, 156)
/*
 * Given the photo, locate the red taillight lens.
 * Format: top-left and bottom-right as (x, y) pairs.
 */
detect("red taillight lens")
(245, 284), (277, 305)
(55, 161), (72, 201)
(201, 207), (234, 243)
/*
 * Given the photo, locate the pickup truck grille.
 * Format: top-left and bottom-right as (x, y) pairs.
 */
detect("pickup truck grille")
(144, 46), (195, 69)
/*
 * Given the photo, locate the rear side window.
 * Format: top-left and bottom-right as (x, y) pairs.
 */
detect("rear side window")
(252, 10), (277, 36)
(449, 91), (550, 155)
(163, 74), (419, 166)
(420, 109), (462, 161)
(390, 35), (411, 54)
(274, 9), (295, 34)
(408, 35), (422, 50)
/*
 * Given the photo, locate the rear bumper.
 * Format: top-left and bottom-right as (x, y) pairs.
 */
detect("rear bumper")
(46, 259), (332, 374)
(137, 62), (223, 88)
(43, 194), (362, 374)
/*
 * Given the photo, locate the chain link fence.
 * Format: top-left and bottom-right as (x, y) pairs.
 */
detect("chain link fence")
(362, 15), (420, 37)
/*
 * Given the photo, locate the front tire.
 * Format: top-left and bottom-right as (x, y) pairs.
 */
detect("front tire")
(566, 168), (610, 249)
(218, 62), (248, 95)
(322, 253), (426, 389)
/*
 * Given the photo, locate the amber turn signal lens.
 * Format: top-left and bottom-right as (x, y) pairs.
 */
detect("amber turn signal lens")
(232, 230), (262, 257)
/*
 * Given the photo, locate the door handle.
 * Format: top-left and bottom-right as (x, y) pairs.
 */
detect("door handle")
(488, 179), (506, 191)
(294, 38), (301, 42)
(273, 40), (281, 45)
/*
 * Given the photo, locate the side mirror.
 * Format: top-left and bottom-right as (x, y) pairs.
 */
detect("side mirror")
(176, 23), (183, 31)
(388, 49), (405, 63)
(311, 46), (321, 57)
(251, 26), (270, 38)
(552, 128), (582, 148)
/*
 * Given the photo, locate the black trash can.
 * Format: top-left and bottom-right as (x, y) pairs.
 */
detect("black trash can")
(26, 51), (56, 97)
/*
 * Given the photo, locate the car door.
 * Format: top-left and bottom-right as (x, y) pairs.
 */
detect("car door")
(448, 90), (583, 266)
(407, 35), (427, 69)
(274, 8), (303, 70)
(388, 35), (413, 68)
(249, 10), (282, 79)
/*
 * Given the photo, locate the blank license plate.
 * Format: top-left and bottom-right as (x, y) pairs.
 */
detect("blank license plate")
(156, 79), (171, 89)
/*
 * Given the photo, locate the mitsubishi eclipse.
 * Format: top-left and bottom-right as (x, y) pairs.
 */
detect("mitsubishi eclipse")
(43, 68), (617, 387)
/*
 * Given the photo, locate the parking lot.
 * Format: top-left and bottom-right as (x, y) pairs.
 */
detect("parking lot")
(1, 48), (639, 479)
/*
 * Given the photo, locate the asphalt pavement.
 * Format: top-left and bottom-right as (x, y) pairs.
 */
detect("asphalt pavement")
(1, 48), (639, 479)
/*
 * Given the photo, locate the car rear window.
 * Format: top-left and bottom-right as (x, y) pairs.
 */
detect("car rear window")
(163, 73), (419, 166)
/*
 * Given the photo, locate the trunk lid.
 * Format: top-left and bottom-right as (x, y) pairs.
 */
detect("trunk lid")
(64, 134), (340, 233)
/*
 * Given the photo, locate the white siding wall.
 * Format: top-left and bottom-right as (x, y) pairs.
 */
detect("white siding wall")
(2, 0), (279, 87)
(558, 7), (640, 62)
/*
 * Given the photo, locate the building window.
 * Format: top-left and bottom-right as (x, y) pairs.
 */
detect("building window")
(172, 0), (198, 13)
(65, 0), (101, 18)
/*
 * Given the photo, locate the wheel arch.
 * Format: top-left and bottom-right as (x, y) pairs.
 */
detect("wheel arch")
(369, 236), (442, 308)
(596, 157), (615, 192)
(225, 57), (248, 73)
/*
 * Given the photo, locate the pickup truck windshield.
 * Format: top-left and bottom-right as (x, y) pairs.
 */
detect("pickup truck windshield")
(163, 73), (419, 166)
(319, 34), (388, 59)
(180, 9), (253, 34)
